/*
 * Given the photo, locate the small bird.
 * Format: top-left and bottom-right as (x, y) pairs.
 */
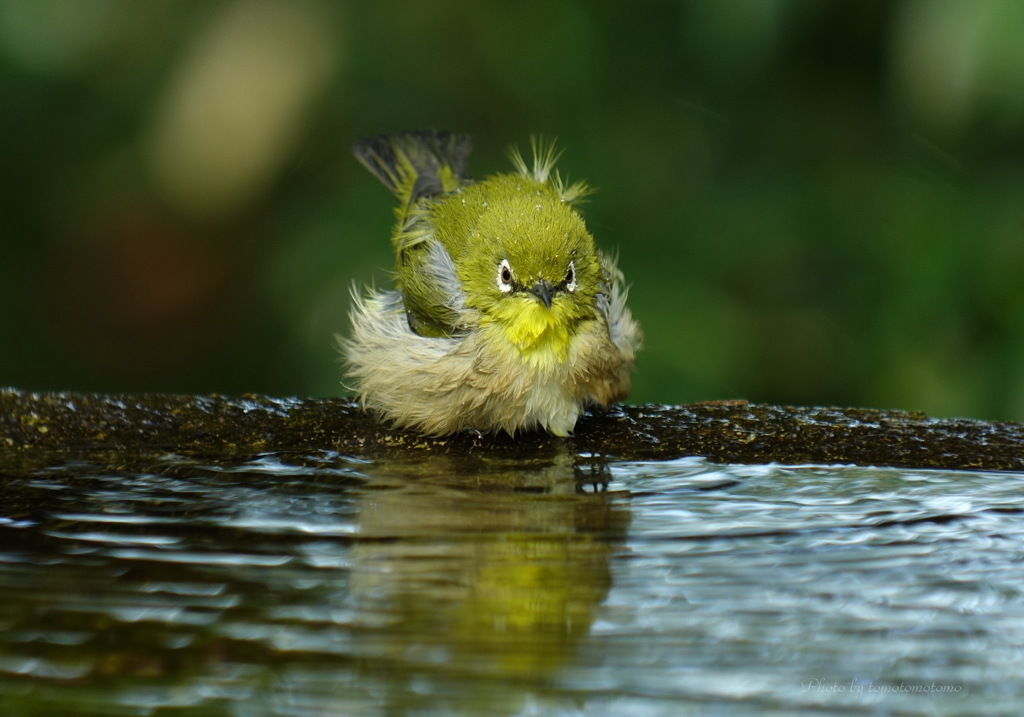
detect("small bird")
(342, 131), (641, 436)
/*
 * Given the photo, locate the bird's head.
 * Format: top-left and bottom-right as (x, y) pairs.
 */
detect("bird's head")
(446, 172), (601, 365)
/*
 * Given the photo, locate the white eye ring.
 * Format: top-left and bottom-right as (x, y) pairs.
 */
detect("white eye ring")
(565, 260), (577, 293)
(497, 259), (513, 293)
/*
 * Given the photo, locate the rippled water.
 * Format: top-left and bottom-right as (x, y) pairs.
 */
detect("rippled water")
(2, 449), (1024, 715)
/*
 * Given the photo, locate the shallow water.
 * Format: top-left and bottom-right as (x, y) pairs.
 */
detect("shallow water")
(2, 449), (1023, 715)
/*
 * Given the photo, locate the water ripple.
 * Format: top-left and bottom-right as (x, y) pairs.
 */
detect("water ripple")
(1, 451), (1023, 714)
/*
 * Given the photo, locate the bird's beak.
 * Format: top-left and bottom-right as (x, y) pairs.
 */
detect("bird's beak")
(529, 279), (555, 309)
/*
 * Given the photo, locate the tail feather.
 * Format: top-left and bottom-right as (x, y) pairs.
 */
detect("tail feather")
(351, 131), (473, 204)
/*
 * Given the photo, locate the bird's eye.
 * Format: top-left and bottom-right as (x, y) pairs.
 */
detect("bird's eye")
(497, 259), (514, 293)
(564, 260), (577, 293)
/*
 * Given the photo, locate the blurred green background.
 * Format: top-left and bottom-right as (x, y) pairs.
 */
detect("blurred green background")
(2, 0), (1023, 421)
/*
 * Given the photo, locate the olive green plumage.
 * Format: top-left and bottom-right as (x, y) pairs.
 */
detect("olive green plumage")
(342, 131), (641, 436)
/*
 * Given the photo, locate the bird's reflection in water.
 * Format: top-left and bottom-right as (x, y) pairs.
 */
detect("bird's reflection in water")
(346, 449), (629, 713)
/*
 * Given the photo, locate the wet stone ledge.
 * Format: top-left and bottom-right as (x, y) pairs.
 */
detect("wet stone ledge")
(2, 387), (1023, 472)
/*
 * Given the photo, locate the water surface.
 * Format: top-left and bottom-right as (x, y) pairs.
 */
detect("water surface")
(1, 449), (1023, 715)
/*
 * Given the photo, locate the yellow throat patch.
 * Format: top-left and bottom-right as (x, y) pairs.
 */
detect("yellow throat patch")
(489, 299), (571, 366)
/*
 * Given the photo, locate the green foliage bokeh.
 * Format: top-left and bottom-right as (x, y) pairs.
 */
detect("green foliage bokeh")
(2, 0), (1023, 421)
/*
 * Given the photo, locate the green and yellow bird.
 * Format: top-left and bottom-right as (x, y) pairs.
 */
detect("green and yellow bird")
(342, 131), (641, 436)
